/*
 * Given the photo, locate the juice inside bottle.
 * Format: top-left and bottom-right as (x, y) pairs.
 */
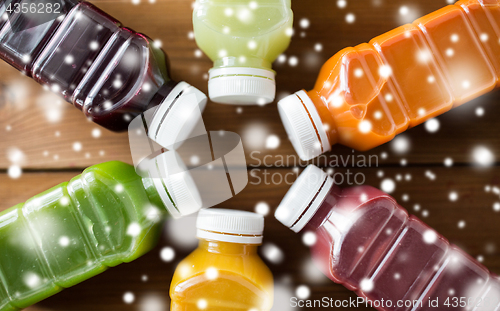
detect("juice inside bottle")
(278, 0), (499, 160)
(193, 0), (293, 105)
(0, 158), (202, 311)
(0, 0), (79, 73)
(0, 0), (207, 143)
(275, 165), (500, 311)
(170, 208), (274, 311)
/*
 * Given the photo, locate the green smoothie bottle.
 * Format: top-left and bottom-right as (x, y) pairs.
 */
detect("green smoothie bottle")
(193, 0), (293, 105)
(0, 159), (201, 311)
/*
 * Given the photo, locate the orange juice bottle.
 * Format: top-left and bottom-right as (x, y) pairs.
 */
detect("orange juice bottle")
(170, 209), (273, 311)
(278, 0), (500, 160)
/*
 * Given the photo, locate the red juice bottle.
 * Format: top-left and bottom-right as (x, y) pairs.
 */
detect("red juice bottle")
(275, 165), (500, 311)
(0, 0), (206, 143)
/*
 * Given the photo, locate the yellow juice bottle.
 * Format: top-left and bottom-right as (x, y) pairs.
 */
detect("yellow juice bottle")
(193, 0), (293, 105)
(170, 208), (274, 310)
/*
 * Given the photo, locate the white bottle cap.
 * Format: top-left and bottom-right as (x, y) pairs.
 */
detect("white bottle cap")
(148, 81), (207, 150)
(275, 165), (333, 232)
(196, 208), (264, 244)
(150, 151), (203, 219)
(208, 67), (275, 105)
(277, 90), (331, 161)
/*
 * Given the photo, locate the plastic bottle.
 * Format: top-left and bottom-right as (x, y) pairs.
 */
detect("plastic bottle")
(278, 0), (500, 160)
(0, 159), (201, 311)
(275, 165), (500, 311)
(0, 0), (206, 144)
(192, 0), (293, 105)
(170, 208), (274, 311)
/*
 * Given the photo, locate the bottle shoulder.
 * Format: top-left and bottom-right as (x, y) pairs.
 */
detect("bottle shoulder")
(170, 248), (273, 310)
(73, 161), (161, 212)
(193, 0), (293, 37)
(80, 161), (137, 181)
(170, 247), (273, 294)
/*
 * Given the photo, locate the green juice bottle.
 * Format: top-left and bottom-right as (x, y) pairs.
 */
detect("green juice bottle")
(193, 0), (293, 105)
(0, 160), (201, 311)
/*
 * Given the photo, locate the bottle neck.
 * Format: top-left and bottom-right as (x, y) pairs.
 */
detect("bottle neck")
(306, 90), (339, 147)
(141, 175), (168, 213)
(147, 80), (179, 112)
(302, 183), (342, 232)
(198, 238), (259, 255)
(213, 56), (273, 72)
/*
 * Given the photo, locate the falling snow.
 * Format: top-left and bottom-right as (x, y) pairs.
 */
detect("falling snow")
(299, 18), (310, 29)
(265, 135), (280, 149)
(358, 120), (372, 133)
(8, 165), (22, 179)
(115, 184), (124, 193)
(160, 247), (175, 262)
(360, 278), (374, 292)
(296, 285), (310, 299)
(24, 272), (41, 289)
(127, 222), (141, 237)
(399, 6), (409, 16)
(262, 243), (284, 264)
(345, 13), (356, 23)
(423, 230), (437, 244)
(91, 128), (101, 138)
(197, 299), (208, 309)
(205, 267), (219, 280)
(302, 231), (317, 246)
(381, 178), (396, 193)
(444, 157), (453, 167)
(73, 142), (82, 152)
(449, 191), (458, 202)
(425, 119), (440, 133)
(472, 146), (495, 167)
(288, 56), (298, 66)
(255, 202), (270, 216)
(476, 107), (485, 117)
(123, 292), (135, 304)
(392, 136), (410, 154)
(139, 294), (165, 311)
(59, 236), (70, 247)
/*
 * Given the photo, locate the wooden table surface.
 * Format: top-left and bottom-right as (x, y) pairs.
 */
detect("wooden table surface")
(1, 0), (500, 310)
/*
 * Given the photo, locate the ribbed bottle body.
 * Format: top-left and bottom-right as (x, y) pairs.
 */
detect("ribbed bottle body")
(0, 0), (174, 131)
(0, 161), (165, 310)
(309, 0), (500, 151)
(310, 186), (500, 311)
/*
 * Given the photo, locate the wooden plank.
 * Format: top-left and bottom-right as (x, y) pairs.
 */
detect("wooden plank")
(1, 0), (500, 169)
(1, 166), (500, 310)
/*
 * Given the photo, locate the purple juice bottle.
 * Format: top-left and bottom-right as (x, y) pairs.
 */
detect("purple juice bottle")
(275, 165), (500, 311)
(0, 0), (206, 144)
